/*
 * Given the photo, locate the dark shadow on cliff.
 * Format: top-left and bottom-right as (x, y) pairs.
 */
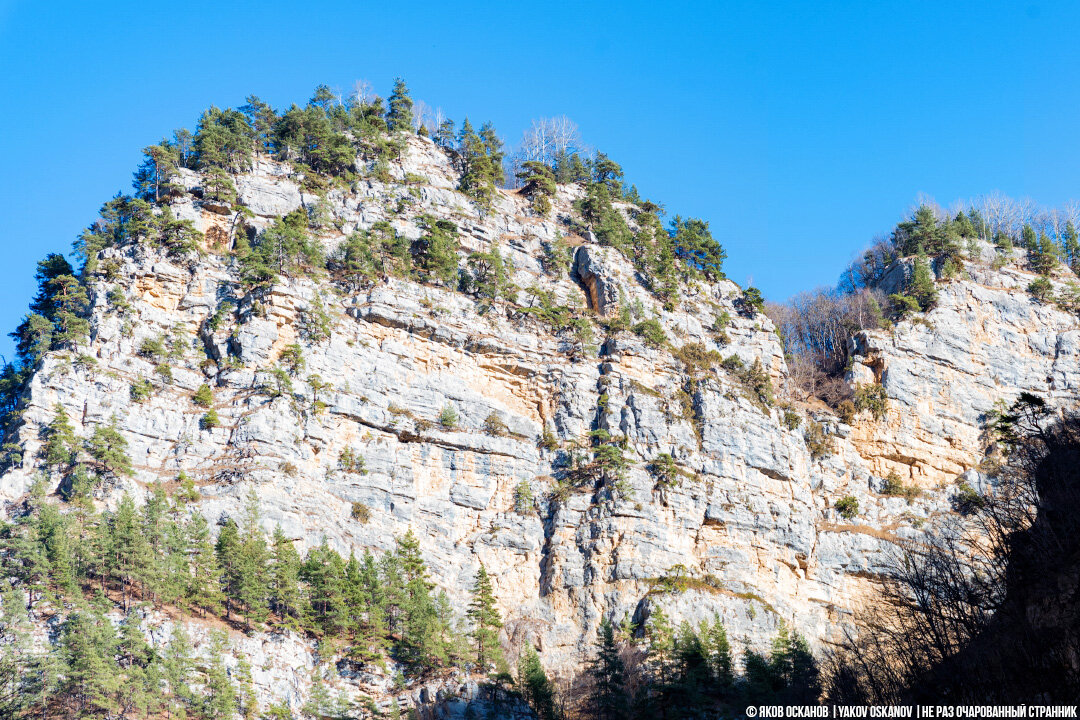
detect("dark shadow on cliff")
(826, 395), (1080, 703)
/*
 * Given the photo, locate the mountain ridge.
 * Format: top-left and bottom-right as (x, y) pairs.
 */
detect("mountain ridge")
(2, 97), (1079, 717)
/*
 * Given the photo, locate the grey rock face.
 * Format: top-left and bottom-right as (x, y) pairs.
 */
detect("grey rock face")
(573, 246), (621, 315)
(4, 134), (1078, 714)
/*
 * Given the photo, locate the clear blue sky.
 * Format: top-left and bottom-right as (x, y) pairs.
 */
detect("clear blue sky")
(2, 1), (1078, 361)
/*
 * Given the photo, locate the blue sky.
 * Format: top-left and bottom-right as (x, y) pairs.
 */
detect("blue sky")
(1, 1), (1078, 361)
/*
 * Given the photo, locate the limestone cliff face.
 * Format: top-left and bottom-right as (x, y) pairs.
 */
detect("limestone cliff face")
(4, 134), (1078, 712)
(848, 252), (1080, 485)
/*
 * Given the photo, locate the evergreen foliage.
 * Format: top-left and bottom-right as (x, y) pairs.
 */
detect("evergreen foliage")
(671, 216), (726, 281)
(467, 564), (504, 669)
(411, 216), (459, 284)
(464, 242), (512, 300)
(518, 646), (559, 720)
(589, 618), (629, 720)
(195, 106), (255, 173)
(834, 495), (859, 519)
(516, 160), (557, 216)
(273, 102), (355, 178)
(10, 254), (90, 365)
(239, 209), (323, 287)
(0, 474), (518, 717)
(909, 246), (938, 311)
(386, 78), (415, 134)
(85, 416), (133, 478)
(456, 119), (504, 210)
(133, 138), (183, 202)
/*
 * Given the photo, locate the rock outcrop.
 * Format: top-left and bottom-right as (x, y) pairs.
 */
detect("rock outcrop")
(4, 133), (1079, 714)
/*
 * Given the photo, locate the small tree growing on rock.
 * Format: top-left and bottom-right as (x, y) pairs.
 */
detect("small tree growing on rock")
(439, 405), (459, 429)
(193, 383), (214, 407)
(834, 495), (859, 519)
(467, 564), (504, 669)
(85, 417), (133, 477)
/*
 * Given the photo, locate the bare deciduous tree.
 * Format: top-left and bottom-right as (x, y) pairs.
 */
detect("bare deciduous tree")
(826, 399), (1080, 703)
(412, 100), (435, 134)
(350, 79), (375, 106)
(766, 288), (886, 403)
(517, 116), (586, 165)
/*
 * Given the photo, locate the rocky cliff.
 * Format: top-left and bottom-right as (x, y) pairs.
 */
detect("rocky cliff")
(4, 133), (1079, 715)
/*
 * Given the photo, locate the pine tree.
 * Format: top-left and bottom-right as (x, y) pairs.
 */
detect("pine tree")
(466, 564), (504, 669)
(766, 623), (819, 702)
(395, 529), (428, 586)
(330, 231), (381, 290)
(42, 403), (78, 470)
(433, 590), (465, 668)
(202, 630), (238, 719)
(591, 152), (624, 195)
(186, 511), (224, 615)
(516, 161), (557, 216)
(11, 253), (88, 363)
(273, 103), (354, 175)
(399, 587), (439, 671)
(553, 152), (590, 184)
(909, 246), (938, 311)
(465, 242), (511, 300)
(59, 605), (120, 717)
(159, 510), (190, 607)
(1022, 223), (1038, 251)
(413, 216), (459, 284)
(75, 195), (157, 273)
(235, 488), (270, 628)
(194, 105), (255, 173)
(37, 502), (76, 592)
(378, 549), (405, 637)
(133, 139), (181, 202)
(83, 504), (112, 595)
(309, 84), (337, 112)
(1064, 220), (1080, 275)
(393, 530), (442, 670)
(435, 118), (456, 148)
(116, 611), (159, 717)
(241, 209), (322, 287)
(671, 216), (726, 281)
(3, 481), (52, 595)
(645, 604), (675, 689)
(270, 526), (306, 628)
(457, 118), (501, 210)
(951, 210), (975, 239)
(109, 493), (152, 612)
(11, 312), (53, 366)
(668, 620), (719, 713)
(1030, 232), (1060, 275)
(240, 95), (279, 156)
(479, 122), (505, 185)
(386, 78), (415, 134)
(85, 416), (133, 478)
(48, 273), (91, 348)
(302, 539), (349, 634)
(139, 482), (170, 603)
(894, 205), (946, 255)
(0, 585), (58, 717)
(203, 166), (238, 206)
(163, 624), (196, 713)
(236, 655), (258, 720)
(589, 618), (629, 720)
(518, 647), (559, 720)
(351, 549), (389, 661)
(704, 615), (734, 690)
(216, 518), (243, 620)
